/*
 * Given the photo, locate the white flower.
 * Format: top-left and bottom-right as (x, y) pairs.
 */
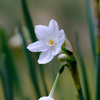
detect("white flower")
(38, 96), (54, 100)
(27, 19), (66, 64)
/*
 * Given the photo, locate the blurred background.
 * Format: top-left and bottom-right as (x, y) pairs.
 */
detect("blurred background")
(0, 0), (95, 100)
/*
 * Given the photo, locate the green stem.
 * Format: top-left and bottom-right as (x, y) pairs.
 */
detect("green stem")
(49, 65), (65, 98)
(49, 73), (60, 98)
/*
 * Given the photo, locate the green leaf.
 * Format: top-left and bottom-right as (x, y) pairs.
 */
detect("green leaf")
(17, 22), (41, 98)
(85, 0), (96, 61)
(21, 0), (37, 42)
(76, 32), (91, 100)
(21, 0), (48, 95)
(95, 33), (100, 100)
(0, 28), (24, 99)
(0, 53), (14, 100)
(96, 53), (100, 100)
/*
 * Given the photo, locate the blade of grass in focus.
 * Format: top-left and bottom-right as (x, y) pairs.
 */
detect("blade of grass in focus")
(85, 0), (96, 61)
(17, 23), (41, 99)
(76, 32), (91, 100)
(21, 0), (48, 95)
(0, 28), (24, 99)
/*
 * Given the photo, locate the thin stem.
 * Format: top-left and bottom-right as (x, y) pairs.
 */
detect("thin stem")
(49, 73), (60, 98)
(49, 64), (65, 98)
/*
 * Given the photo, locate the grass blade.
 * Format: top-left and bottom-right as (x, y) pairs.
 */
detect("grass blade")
(21, 0), (37, 42)
(21, 0), (48, 95)
(76, 32), (91, 100)
(96, 53), (100, 100)
(0, 28), (24, 99)
(85, 0), (96, 61)
(0, 53), (13, 100)
(17, 22), (41, 98)
(95, 33), (100, 100)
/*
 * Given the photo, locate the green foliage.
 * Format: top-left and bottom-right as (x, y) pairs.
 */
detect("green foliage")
(76, 32), (90, 100)
(96, 53), (100, 100)
(0, 53), (14, 100)
(17, 23), (41, 99)
(21, 0), (37, 42)
(0, 28), (23, 100)
(85, 0), (96, 61)
(21, 0), (48, 96)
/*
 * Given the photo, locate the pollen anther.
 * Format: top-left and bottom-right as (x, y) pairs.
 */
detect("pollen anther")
(49, 40), (54, 45)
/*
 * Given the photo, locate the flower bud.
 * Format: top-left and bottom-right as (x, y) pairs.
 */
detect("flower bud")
(58, 54), (67, 62)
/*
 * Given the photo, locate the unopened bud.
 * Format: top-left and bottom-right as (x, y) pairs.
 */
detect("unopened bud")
(58, 54), (67, 62)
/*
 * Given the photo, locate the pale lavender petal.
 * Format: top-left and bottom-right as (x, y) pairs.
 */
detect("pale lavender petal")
(51, 44), (61, 56)
(51, 29), (65, 55)
(27, 41), (49, 52)
(38, 50), (54, 64)
(49, 19), (59, 32)
(35, 25), (50, 40)
(56, 29), (66, 45)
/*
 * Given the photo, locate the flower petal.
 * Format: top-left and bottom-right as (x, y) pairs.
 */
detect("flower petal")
(35, 25), (50, 40)
(38, 50), (54, 64)
(56, 29), (66, 45)
(51, 29), (66, 55)
(39, 96), (54, 100)
(27, 41), (49, 52)
(51, 44), (61, 56)
(49, 19), (59, 32)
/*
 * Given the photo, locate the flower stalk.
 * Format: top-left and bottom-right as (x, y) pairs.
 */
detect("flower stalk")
(49, 73), (60, 98)
(49, 64), (65, 98)
(39, 64), (65, 100)
(62, 44), (84, 100)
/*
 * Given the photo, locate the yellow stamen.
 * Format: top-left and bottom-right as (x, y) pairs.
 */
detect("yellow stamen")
(50, 40), (54, 45)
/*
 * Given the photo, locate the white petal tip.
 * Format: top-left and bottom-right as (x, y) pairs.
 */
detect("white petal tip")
(38, 96), (54, 100)
(38, 60), (46, 64)
(49, 19), (57, 24)
(27, 46), (30, 50)
(27, 45), (34, 52)
(50, 19), (55, 22)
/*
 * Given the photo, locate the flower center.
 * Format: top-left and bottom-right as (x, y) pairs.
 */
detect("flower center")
(45, 37), (55, 46)
(49, 40), (54, 45)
